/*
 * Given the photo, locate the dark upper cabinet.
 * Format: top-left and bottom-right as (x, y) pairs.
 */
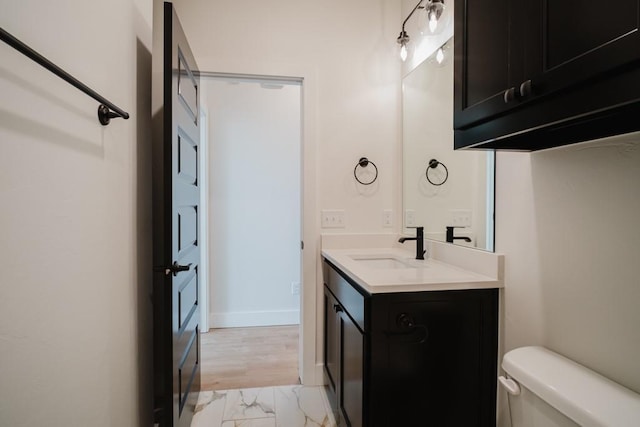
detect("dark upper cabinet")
(455, 0), (640, 150)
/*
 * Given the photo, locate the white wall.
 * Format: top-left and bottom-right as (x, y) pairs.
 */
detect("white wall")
(172, 0), (402, 384)
(203, 78), (301, 328)
(173, 0), (401, 232)
(496, 137), (640, 425)
(0, 1), (153, 426)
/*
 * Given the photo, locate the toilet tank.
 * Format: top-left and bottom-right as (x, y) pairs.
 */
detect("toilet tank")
(500, 346), (640, 427)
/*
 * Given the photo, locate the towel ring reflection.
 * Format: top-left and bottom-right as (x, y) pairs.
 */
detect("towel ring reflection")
(426, 159), (448, 186)
(354, 157), (378, 185)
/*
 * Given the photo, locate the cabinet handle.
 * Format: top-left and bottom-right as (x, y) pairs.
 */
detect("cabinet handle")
(503, 87), (516, 103)
(519, 80), (533, 98)
(333, 304), (343, 313)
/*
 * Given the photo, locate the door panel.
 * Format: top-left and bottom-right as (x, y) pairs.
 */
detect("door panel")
(454, 0), (521, 128)
(545, 1), (637, 69)
(324, 289), (339, 393)
(523, 0), (640, 102)
(153, 2), (201, 426)
(340, 313), (363, 427)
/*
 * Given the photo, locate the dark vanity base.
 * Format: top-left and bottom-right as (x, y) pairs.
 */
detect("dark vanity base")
(323, 260), (499, 427)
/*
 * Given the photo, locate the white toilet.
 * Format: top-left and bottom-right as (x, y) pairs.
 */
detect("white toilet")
(499, 346), (640, 427)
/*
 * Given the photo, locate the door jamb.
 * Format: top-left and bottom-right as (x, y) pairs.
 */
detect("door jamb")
(198, 71), (319, 385)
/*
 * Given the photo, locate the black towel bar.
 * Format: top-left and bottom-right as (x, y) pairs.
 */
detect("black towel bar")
(0, 27), (130, 125)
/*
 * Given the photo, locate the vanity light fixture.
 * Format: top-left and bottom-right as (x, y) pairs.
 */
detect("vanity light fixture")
(397, 0), (446, 61)
(396, 0), (424, 62)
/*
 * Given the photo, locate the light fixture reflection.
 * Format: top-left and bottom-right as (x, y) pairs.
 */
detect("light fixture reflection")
(436, 47), (444, 64)
(400, 44), (409, 62)
(426, 0), (445, 34)
(397, 30), (410, 62)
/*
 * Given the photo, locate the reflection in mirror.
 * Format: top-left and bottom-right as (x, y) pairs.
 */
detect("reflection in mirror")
(402, 38), (495, 251)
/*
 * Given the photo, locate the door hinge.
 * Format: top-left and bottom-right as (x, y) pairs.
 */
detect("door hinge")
(301, 240), (304, 250)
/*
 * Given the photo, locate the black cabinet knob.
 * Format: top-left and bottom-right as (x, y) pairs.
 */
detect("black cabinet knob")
(519, 79), (533, 98)
(333, 304), (343, 313)
(503, 87), (516, 103)
(397, 313), (415, 329)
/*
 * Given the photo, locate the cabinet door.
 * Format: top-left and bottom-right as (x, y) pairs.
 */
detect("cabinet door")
(340, 312), (364, 427)
(380, 294), (498, 427)
(454, 0), (523, 129)
(523, 0), (640, 102)
(324, 288), (340, 396)
(455, 0), (640, 149)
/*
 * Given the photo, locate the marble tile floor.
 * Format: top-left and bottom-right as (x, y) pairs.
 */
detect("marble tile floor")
(191, 385), (337, 427)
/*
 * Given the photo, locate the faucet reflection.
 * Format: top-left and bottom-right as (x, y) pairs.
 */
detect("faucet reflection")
(446, 226), (472, 244)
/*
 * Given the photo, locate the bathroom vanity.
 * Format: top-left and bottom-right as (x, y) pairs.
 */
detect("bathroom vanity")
(322, 244), (503, 427)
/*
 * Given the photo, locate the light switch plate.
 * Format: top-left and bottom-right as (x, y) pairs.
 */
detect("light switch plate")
(321, 209), (345, 228)
(291, 282), (300, 295)
(405, 209), (416, 227)
(382, 210), (393, 227)
(450, 209), (472, 227)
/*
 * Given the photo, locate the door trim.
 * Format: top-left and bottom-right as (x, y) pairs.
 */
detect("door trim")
(199, 70), (319, 385)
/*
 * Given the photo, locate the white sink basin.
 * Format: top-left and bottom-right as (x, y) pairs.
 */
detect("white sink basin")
(350, 255), (415, 269)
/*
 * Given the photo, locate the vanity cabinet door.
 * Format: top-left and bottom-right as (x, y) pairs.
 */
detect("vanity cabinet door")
(323, 287), (340, 403)
(339, 310), (364, 427)
(371, 290), (498, 427)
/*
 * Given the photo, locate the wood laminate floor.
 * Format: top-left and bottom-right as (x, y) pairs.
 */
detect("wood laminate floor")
(201, 325), (300, 391)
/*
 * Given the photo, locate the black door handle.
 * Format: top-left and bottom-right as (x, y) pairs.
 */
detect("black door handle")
(333, 304), (343, 313)
(166, 261), (191, 276)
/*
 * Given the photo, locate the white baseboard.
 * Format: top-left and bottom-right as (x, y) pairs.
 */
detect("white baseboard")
(209, 309), (300, 328)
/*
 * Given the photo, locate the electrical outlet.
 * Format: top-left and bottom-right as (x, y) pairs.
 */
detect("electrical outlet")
(321, 210), (345, 228)
(382, 210), (393, 227)
(291, 282), (300, 295)
(450, 209), (472, 227)
(405, 209), (416, 227)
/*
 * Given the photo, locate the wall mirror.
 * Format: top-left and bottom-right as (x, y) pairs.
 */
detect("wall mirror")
(402, 38), (495, 251)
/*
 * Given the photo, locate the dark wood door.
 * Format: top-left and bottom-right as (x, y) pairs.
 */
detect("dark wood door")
(152, 2), (201, 426)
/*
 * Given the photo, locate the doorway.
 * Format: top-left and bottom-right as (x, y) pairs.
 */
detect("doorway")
(199, 74), (303, 390)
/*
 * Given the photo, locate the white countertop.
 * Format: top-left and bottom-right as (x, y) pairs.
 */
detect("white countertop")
(321, 236), (504, 294)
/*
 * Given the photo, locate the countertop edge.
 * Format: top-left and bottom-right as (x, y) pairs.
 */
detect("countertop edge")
(321, 248), (503, 294)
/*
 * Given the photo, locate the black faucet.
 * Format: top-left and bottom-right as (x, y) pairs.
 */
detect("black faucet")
(399, 226), (426, 260)
(446, 226), (472, 243)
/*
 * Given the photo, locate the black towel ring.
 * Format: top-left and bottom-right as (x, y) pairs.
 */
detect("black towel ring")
(354, 157), (378, 185)
(426, 159), (448, 186)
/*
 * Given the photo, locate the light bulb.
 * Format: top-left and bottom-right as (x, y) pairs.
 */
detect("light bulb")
(436, 47), (444, 64)
(400, 43), (408, 62)
(428, 12), (438, 33)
